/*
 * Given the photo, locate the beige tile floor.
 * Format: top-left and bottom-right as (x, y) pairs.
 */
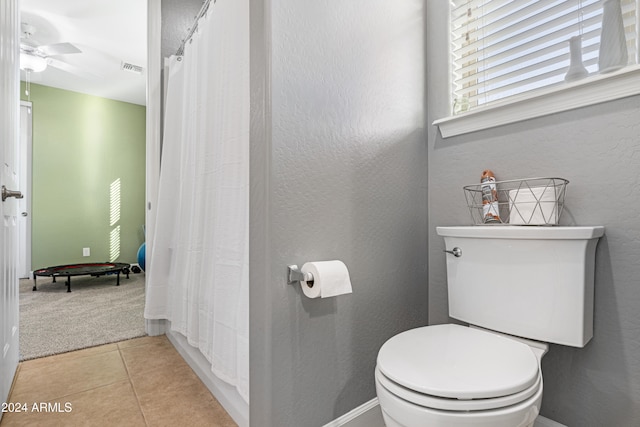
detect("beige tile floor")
(0, 335), (238, 427)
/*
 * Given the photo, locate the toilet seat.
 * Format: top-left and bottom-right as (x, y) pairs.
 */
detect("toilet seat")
(376, 324), (541, 411)
(376, 366), (542, 411)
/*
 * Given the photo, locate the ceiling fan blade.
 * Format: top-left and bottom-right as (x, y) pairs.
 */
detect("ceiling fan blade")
(38, 42), (81, 56)
(47, 58), (102, 80)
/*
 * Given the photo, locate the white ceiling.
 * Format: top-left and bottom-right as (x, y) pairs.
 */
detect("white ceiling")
(20, 0), (147, 106)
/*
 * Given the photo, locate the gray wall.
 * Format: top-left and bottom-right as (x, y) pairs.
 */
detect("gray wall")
(160, 0), (204, 149)
(427, 2), (640, 426)
(161, 0), (204, 59)
(250, 1), (428, 426)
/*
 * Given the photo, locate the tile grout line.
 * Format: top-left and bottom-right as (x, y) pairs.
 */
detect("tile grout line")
(17, 344), (120, 372)
(3, 348), (138, 425)
(19, 343), (120, 365)
(118, 344), (150, 427)
(23, 348), (136, 403)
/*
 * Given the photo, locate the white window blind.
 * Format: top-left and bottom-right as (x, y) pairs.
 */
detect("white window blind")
(451, 0), (638, 114)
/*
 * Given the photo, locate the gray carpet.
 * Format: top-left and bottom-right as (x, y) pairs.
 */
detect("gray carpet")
(19, 271), (147, 361)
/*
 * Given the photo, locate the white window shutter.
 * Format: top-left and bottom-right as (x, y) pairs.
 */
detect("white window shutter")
(451, 0), (638, 113)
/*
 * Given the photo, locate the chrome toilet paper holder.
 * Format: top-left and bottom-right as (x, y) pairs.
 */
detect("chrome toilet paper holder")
(287, 265), (314, 287)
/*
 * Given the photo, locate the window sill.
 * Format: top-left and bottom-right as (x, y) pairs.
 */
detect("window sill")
(433, 65), (640, 138)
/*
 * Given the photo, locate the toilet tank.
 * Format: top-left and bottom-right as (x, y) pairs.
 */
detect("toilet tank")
(437, 226), (604, 347)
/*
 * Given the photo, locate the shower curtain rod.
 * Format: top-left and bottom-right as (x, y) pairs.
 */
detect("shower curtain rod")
(176, 0), (214, 57)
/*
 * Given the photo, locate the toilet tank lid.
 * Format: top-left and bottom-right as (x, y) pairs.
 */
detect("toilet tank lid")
(436, 226), (604, 239)
(376, 324), (539, 400)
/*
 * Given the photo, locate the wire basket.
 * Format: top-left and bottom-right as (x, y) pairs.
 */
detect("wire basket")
(464, 177), (569, 225)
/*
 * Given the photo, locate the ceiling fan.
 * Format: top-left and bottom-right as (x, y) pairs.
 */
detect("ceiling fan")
(20, 22), (82, 74)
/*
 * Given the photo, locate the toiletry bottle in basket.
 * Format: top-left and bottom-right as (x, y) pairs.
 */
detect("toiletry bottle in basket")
(481, 170), (500, 223)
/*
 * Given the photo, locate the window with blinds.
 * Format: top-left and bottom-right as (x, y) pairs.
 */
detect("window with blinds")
(451, 0), (638, 114)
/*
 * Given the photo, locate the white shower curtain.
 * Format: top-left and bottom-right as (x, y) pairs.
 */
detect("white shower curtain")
(145, 0), (249, 403)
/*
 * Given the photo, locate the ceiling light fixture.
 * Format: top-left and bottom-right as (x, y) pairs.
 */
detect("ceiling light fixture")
(20, 52), (47, 72)
(20, 52), (47, 102)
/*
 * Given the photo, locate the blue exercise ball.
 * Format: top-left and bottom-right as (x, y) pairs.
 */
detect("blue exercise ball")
(137, 242), (146, 271)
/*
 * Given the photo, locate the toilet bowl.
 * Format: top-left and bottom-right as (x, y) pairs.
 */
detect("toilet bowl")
(375, 324), (544, 427)
(375, 226), (604, 427)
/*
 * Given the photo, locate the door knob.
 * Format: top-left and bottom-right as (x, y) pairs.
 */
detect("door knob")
(21, 212), (28, 217)
(2, 186), (23, 202)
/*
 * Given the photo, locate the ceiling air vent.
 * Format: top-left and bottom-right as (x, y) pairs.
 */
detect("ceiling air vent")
(121, 61), (144, 75)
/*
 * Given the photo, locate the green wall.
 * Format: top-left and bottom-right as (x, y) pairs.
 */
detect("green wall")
(21, 83), (146, 268)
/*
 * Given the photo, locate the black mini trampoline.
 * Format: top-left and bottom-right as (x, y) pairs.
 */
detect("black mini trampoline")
(33, 262), (130, 292)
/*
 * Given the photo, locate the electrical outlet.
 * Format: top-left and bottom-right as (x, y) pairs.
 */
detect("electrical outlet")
(83, 247), (90, 257)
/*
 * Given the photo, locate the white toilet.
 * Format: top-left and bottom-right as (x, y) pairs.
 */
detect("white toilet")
(375, 225), (604, 427)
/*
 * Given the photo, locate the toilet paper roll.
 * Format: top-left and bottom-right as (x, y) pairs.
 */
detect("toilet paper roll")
(509, 187), (558, 225)
(300, 260), (352, 299)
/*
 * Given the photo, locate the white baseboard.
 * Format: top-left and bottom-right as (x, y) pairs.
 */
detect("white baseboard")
(322, 398), (384, 427)
(165, 328), (249, 427)
(143, 319), (248, 426)
(321, 398), (566, 427)
(144, 318), (167, 336)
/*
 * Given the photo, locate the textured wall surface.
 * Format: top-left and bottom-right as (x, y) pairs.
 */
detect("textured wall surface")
(160, 0), (204, 59)
(427, 2), (640, 426)
(250, 1), (427, 426)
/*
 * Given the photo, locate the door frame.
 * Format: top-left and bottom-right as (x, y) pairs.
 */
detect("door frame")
(19, 101), (32, 279)
(144, 0), (164, 335)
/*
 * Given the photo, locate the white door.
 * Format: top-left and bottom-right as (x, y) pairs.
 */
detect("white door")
(18, 102), (32, 279)
(0, 0), (21, 411)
